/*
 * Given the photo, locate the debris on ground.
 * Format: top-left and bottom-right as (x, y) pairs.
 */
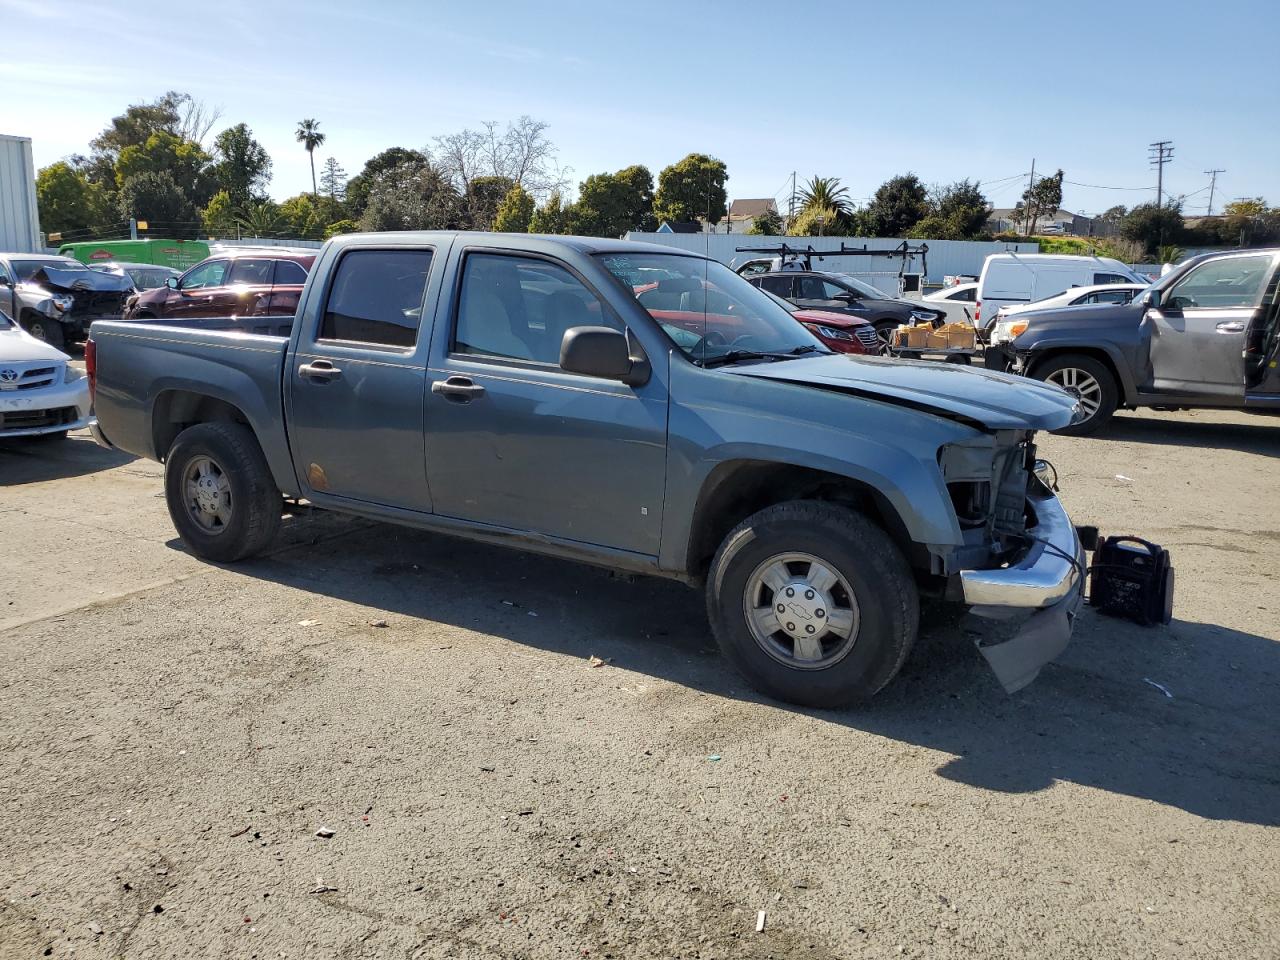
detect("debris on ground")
(756, 910), (767, 932)
(1143, 678), (1174, 698)
(587, 655), (611, 668)
(311, 876), (338, 893)
(315, 826), (336, 838)
(87, 922), (103, 936)
(707, 755), (722, 762)
(369, 619), (389, 628)
(297, 619), (321, 627)
(1114, 475), (1134, 483)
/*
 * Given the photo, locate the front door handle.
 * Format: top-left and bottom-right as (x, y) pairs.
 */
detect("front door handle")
(299, 360), (343, 381)
(1215, 321), (1246, 333)
(431, 376), (485, 402)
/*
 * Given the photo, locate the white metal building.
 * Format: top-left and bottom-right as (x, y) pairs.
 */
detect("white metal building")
(0, 134), (42, 253)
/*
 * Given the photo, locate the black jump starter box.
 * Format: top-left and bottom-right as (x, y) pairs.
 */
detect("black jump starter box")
(1087, 535), (1175, 626)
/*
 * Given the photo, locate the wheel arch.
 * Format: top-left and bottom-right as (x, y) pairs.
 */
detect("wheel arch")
(1024, 344), (1135, 403)
(683, 459), (925, 583)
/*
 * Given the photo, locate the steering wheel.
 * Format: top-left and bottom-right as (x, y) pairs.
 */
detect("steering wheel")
(728, 335), (758, 349)
(704, 330), (728, 346)
(1169, 295), (1197, 309)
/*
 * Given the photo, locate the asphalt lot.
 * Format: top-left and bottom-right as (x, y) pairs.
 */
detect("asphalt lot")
(1, 405), (1278, 959)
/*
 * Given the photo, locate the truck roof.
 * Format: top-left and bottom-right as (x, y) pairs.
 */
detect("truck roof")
(328, 231), (706, 259)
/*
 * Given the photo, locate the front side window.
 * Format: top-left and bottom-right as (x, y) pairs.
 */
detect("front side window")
(1166, 255), (1273, 310)
(227, 259), (274, 285)
(181, 260), (228, 290)
(757, 275), (794, 297)
(320, 248), (433, 347)
(599, 252), (825, 364)
(454, 253), (615, 365)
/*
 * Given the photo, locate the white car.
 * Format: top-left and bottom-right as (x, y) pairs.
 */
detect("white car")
(922, 281), (979, 326)
(988, 282), (1149, 345)
(0, 309), (91, 440)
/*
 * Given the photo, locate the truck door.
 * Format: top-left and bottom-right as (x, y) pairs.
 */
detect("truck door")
(423, 248), (667, 557)
(1145, 252), (1275, 400)
(285, 245), (440, 512)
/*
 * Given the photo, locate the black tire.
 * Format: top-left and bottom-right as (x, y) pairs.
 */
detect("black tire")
(705, 500), (919, 708)
(24, 315), (66, 350)
(1032, 353), (1118, 436)
(164, 422), (281, 562)
(872, 319), (899, 351)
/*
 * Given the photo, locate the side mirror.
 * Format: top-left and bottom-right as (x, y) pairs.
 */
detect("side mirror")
(560, 326), (649, 386)
(833, 292), (857, 303)
(1140, 289), (1160, 309)
(166, 276), (179, 290)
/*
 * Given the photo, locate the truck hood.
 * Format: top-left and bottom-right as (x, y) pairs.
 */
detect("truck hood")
(20, 266), (133, 295)
(728, 354), (1080, 431)
(0, 324), (70, 362)
(1015, 301), (1144, 328)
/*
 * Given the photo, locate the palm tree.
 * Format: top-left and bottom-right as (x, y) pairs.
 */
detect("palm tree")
(295, 119), (326, 197)
(236, 201), (282, 238)
(794, 176), (852, 216)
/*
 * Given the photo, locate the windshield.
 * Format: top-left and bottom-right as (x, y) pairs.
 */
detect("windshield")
(598, 253), (824, 363)
(761, 288), (800, 314)
(11, 258), (90, 281)
(832, 274), (888, 299)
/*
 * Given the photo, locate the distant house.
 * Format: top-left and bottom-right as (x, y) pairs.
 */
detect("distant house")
(655, 221), (705, 234)
(986, 207), (1117, 238)
(724, 198), (779, 234)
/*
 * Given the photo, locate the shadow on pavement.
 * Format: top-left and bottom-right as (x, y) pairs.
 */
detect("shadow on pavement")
(186, 513), (1280, 827)
(1098, 412), (1280, 457)
(0, 432), (136, 485)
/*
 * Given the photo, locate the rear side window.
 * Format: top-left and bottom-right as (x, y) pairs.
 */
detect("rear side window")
(320, 249), (433, 347)
(274, 260), (308, 285)
(758, 275), (794, 297)
(949, 287), (976, 302)
(227, 259), (274, 285)
(1093, 272), (1133, 285)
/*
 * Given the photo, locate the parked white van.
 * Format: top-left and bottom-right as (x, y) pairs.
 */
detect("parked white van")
(974, 254), (1144, 332)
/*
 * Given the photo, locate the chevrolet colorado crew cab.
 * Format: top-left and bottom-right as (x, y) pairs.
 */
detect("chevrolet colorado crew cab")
(987, 248), (1280, 434)
(89, 233), (1085, 707)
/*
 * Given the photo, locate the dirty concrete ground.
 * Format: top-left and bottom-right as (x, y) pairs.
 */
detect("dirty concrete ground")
(1, 406), (1277, 959)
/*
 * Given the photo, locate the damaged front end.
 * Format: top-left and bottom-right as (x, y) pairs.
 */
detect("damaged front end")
(939, 432), (1085, 693)
(18, 266), (132, 340)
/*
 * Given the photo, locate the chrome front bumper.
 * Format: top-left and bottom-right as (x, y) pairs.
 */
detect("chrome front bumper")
(961, 487), (1086, 693)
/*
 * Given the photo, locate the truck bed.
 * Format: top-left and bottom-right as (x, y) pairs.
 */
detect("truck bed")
(90, 316), (300, 494)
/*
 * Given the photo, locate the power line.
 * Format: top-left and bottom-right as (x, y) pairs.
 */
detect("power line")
(1063, 179), (1155, 191)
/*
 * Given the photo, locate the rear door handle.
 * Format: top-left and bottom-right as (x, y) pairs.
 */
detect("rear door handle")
(431, 376), (485, 402)
(298, 360), (342, 381)
(1215, 321), (1246, 333)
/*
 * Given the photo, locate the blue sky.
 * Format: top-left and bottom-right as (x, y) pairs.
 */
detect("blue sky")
(5, 0), (1277, 217)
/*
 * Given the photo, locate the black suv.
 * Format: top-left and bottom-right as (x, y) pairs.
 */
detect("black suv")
(747, 270), (944, 346)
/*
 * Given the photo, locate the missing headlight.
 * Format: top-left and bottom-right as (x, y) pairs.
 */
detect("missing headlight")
(948, 481), (991, 528)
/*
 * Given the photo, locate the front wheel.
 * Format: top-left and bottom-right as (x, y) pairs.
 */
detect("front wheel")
(705, 501), (919, 707)
(164, 422), (281, 562)
(1033, 354), (1118, 436)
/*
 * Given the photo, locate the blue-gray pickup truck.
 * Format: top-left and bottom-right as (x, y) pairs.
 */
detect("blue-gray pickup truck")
(90, 232), (1086, 706)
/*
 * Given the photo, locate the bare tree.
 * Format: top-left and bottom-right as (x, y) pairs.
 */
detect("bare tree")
(177, 95), (224, 146)
(433, 116), (567, 201)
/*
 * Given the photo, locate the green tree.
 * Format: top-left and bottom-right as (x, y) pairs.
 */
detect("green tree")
(1100, 204), (1128, 223)
(319, 157), (346, 202)
(200, 189), (237, 237)
(863, 174), (929, 237)
(493, 183), (535, 233)
(906, 180), (991, 239)
(747, 210), (784, 235)
(279, 194), (324, 239)
(37, 162), (99, 235)
(465, 175), (515, 230)
(787, 205), (849, 237)
(212, 123), (272, 207)
(324, 218), (360, 239)
(115, 131), (215, 207)
(653, 153), (728, 226)
(345, 147), (428, 218)
(116, 171), (198, 236)
(295, 119), (326, 197)
(794, 176), (851, 216)
(358, 159), (461, 231)
(569, 168), (657, 237)
(529, 191), (571, 234)
(1120, 202), (1184, 255)
(236, 200), (283, 238)
(90, 92), (186, 162)
(1018, 168), (1064, 236)
(1220, 198), (1280, 246)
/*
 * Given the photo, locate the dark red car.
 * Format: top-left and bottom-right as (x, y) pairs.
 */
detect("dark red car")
(760, 289), (880, 354)
(123, 251), (315, 321)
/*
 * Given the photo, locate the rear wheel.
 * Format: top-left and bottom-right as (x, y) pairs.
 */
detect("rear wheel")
(872, 319), (899, 351)
(1033, 353), (1118, 435)
(164, 422), (281, 562)
(24, 315), (65, 350)
(705, 500), (919, 707)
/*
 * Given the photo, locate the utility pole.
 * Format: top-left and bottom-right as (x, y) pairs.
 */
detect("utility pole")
(788, 171), (796, 226)
(1204, 168), (1225, 216)
(1023, 159), (1035, 237)
(1149, 140), (1174, 207)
